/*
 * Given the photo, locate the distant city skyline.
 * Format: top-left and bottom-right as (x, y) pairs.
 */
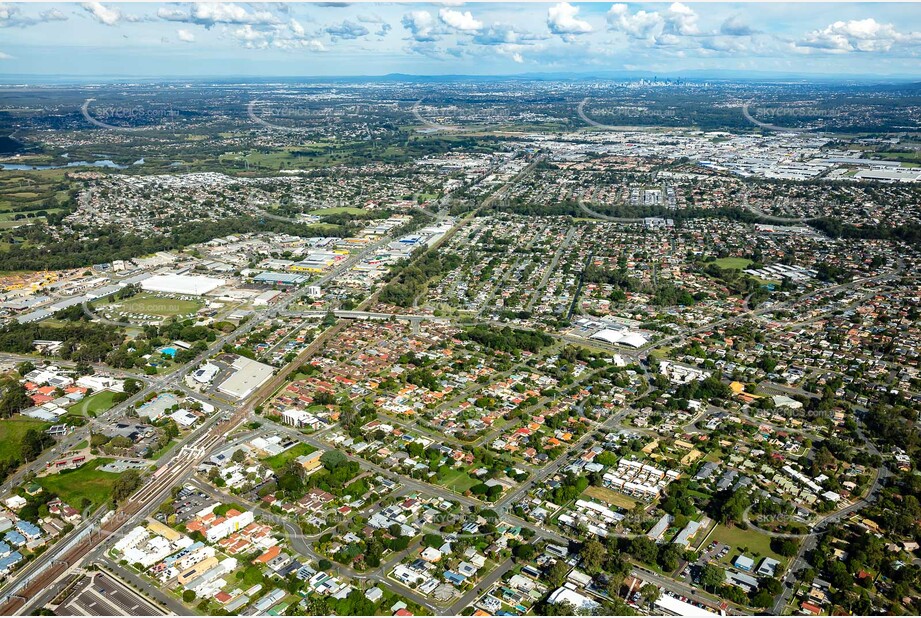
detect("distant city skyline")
(1, 2), (920, 78)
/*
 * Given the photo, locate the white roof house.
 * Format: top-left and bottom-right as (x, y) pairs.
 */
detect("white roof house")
(546, 586), (600, 612)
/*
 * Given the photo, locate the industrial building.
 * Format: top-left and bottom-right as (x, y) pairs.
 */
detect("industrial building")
(217, 356), (275, 400)
(253, 271), (307, 286)
(141, 274), (225, 296)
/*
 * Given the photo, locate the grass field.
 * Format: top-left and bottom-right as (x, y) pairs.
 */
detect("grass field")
(262, 442), (316, 472)
(649, 346), (673, 360)
(109, 293), (203, 317)
(713, 257), (753, 270)
(711, 523), (786, 567)
(0, 418), (50, 462)
(67, 390), (118, 417)
(38, 458), (120, 510)
(307, 207), (367, 216)
(875, 151), (921, 164)
(436, 468), (479, 493)
(582, 485), (638, 509)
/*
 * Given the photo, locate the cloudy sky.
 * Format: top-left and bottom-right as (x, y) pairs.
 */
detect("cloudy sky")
(1, 2), (920, 78)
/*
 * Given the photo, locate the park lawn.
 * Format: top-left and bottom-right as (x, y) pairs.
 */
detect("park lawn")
(876, 150), (921, 163)
(0, 418), (51, 462)
(713, 257), (753, 270)
(308, 207), (367, 216)
(436, 468), (479, 493)
(68, 390), (118, 417)
(262, 442), (316, 472)
(703, 448), (723, 463)
(582, 485), (638, 510)
(37, 458), (120, 510)
(110, 293), (203, 317)
(711, 523), (786, 567)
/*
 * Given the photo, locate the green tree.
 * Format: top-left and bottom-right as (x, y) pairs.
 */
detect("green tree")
(580, 539), (606, 575)
(320, 449), (347, 470)
(513, 543), (536, 561)
(20, 428), (51, 462)
(0, 381), (33, 418)
(545, 560), (570, 588)
(640, 583), (661, 606)
(112, 470), (142, 503)
(699, 564), (724, 592)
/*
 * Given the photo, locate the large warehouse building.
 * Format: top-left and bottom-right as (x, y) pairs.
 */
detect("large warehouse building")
(217, 356), (275, 400)
(141, 274), (225, 296)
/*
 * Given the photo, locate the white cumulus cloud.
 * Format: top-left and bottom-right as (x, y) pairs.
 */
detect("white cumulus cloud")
(607, 2), (703, 46)
(607, 4), (662, 42)
(720, 15), (757, 37)
(82, 2), (121, 26)
(159, 3), (280, 28)
(176, 28), (195, 42)
(0, 4), (67, 28)
(438, 8), (482, 32)
(547, 3), (592, 40)
(402, 10), (438, 41)
(227, 19), (326, 51)
(797, 18), (919, 53)
(663, 2), (699, 37)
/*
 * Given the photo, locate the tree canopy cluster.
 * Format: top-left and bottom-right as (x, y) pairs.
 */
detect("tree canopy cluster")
(379, 250), (461, 307)
(459, 325), (553, 355)
(0, 216), (347, 271)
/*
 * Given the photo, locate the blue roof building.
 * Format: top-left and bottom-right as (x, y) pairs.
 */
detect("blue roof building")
(4, 531), (25, 546)
(254, 272), (307, 286)
(0, 551), (22, 573)
(734, 555), (755, 571)
(443, 570), (466, 585)
(16, 521), (41, 539)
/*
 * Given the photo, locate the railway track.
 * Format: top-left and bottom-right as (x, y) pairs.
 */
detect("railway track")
(0, 312), (353, 615)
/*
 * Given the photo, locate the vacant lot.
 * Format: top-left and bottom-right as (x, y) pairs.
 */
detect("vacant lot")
(38, 458), (121, 510)
(308, 207), (367, 216)
(107, 293), (203, 317)
(0, 417), (50, 462)
(711, 523), (787, 568)
(583, 485), (638, 510)
(68, 390), (118, 417)
(713, 257), (753, 270)
(436, 468), (479, 493)
(262, 442), (316, 472)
